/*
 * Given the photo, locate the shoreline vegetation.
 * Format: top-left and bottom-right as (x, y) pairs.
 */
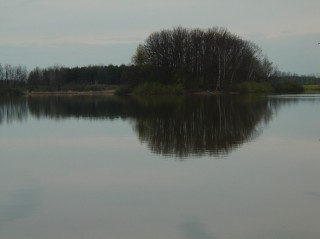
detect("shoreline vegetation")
(0, 81), (309, 97)
(1, 26), (319, 97)
(303, 84), (320, 92)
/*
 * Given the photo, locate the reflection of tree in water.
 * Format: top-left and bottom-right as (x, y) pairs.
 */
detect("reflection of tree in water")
(133, 95), (274, 157)
(0, 95), (307, 157)
(0, 97), (28, 124)
(26, 95), (183, 121)
(27, 95), (275, 157)
(27, 96), (130, 120)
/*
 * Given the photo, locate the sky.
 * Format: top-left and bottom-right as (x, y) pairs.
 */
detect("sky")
(0, 0), (319, 75)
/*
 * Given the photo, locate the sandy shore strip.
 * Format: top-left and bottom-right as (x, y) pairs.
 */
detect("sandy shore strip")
(26, 90), (116, 96)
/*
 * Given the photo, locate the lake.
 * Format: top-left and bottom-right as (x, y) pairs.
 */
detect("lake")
(0, 94), (320, 239)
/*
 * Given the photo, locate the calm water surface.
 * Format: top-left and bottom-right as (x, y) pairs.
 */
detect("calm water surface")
(0, 94), (320, 239)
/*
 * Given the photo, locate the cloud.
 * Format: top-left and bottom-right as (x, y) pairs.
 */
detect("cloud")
(1, 0), (320, 73)
(0, 35), (144, 47)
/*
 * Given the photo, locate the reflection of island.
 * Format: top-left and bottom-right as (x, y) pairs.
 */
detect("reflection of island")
(0, 95), (304, 157)
(133, 96), (273, 157)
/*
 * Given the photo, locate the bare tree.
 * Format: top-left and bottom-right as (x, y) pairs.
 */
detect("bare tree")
(0, 64), (4, 81)
(133, 27), (273, 90)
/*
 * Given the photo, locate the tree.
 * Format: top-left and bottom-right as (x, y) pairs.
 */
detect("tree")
(5, 64), (14, 82)
(28, 67), (43, 88)
(15, 65), (28, 83)
(132, 44), (147, 66)
(133, 27), (273, 90)
(0, 64), (4, 81)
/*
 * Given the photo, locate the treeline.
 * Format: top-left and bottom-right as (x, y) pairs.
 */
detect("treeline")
(0, 63), (141, 91)
(1, 27), (319, 93)
(270, 71), (320, 85)
(27, 65), (137, 89)
(132, 27), (274, 90)
(0, 64), (28, 86)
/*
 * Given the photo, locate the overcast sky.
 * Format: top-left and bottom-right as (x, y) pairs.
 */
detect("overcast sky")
(1, 0), (319, 75)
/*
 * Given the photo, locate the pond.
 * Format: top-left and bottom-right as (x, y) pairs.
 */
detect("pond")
(0, 94), (320, 239)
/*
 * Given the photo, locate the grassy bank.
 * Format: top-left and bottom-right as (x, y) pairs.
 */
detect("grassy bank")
(303, 85), (320, 91)
(116, 83), (185, 96)
(1, 82), (310, 97)
(116, 81), (306, 95)
(234, 81), (304, 93)
(233, 82), (273, 93)
(27, 84), (118, 92)
(1, 85), (119, 97)
(25, 85), (118, 96)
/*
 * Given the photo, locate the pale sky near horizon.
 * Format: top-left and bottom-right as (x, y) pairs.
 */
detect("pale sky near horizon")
(1, 0), (319, 75)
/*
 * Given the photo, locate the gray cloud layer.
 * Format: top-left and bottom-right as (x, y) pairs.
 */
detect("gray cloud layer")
(1, 0), (319, 74)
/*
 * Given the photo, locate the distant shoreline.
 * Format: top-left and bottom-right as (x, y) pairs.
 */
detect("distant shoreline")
(25, 90), (237, 96)
(25, 89), (116, 96)
(0, 81), (312, 98)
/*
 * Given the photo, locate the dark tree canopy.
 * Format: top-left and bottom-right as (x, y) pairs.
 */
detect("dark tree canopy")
(27, 65), (132, 89)
(132, 27), (273, 90)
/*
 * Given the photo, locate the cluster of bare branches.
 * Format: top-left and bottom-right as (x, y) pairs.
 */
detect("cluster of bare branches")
(133, 27), (273, 90)
(0, 64), (28, 86)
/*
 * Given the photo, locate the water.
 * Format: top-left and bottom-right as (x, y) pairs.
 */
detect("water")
(0, 94), (320, 239)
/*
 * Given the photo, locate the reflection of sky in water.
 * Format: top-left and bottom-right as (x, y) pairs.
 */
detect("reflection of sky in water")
(180, 219), (216, 239)
(266, 96), (320, 140)
(0, 187), (42, 223)
(0, 95), (320, 239)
